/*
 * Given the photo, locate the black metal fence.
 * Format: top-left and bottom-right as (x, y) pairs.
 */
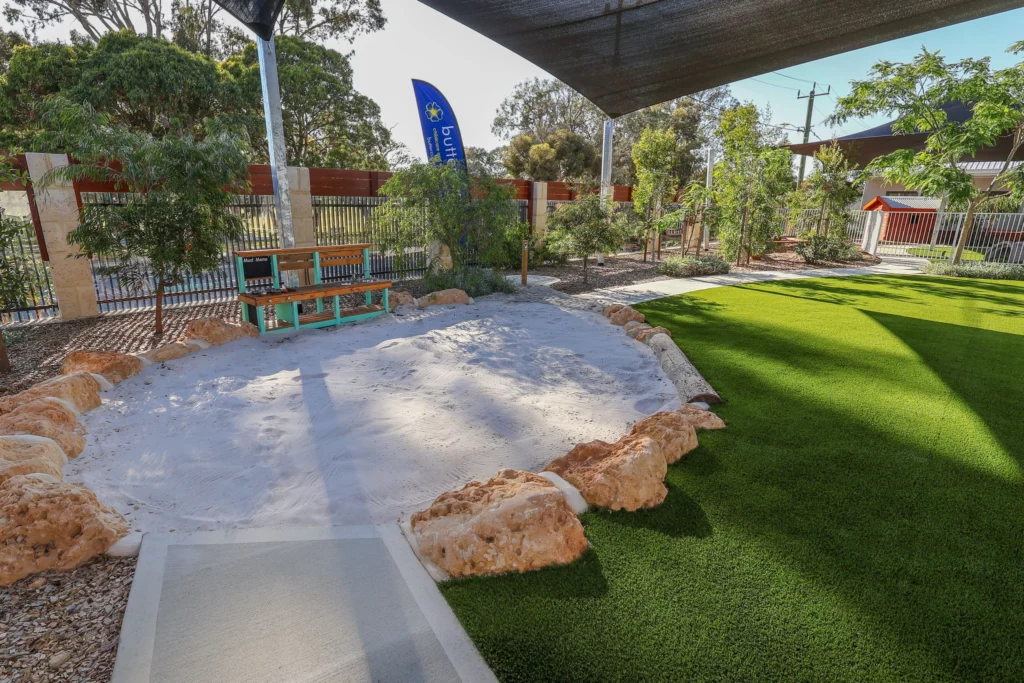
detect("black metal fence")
(0, 207), (58, 323)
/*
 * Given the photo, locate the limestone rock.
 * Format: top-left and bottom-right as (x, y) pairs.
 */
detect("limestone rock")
(677, 404), (726, 430)
(410, 469), (588, 578)
(62, 350), (142, 384)
(629, 411), (699, 464)
(185, 317), (259, 346)
(139, 341), (193, 364)
(544, 435), (667, 511)
(0, 373), (102, 416)
(0, 398), (87, 458)
(389, 291), (417, 308)
(636, 326), (672, 343)
(0, 475), (128, 586)
(609, 306), (645, 327)
(0, 435), (66, 485)
(602, 304), (626, 318)
(416, 288), (472, 309)
(625, 323), (653, 339)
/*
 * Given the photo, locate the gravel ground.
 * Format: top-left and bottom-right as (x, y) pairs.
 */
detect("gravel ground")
(0, 557), (136, 682)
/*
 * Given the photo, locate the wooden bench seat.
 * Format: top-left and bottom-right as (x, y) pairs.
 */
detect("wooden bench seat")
(237, 280), (391, 307)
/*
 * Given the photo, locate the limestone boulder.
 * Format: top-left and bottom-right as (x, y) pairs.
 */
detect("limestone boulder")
(138, 341), (193, 364)
(636, 326), (673, 343)
(62, 350), (142, 384)
(609, 306), (645, 327)
(416, 288), (472, 309)
(0, 436), (66, 486)
(410, 469), (588, 578)
(629, 411), (699, 464)
(0, 476), (128, 586)
(544, 435), (667, 511)
(625, 323), (653, 339)
(0, 373), (102, 416)
(602, 304), (626, 318)
(0, 398), (86, 458)
(389, 291), (417, 308)
(677, 404), (726, 430)
(185, 317), (259, 346)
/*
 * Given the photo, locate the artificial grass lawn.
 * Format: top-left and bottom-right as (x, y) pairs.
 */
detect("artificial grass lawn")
(907, 245), (985, 260)
(440, 275), (1024, 682)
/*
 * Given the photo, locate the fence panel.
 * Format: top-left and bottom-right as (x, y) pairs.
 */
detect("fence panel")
(81, 193), (279, 311)
(0, 207), (58, 323)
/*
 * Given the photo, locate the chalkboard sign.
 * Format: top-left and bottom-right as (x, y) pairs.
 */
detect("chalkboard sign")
(241, 255), (273, 280)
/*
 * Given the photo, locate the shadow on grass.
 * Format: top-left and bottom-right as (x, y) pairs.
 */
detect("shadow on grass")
(595, 481), (714, 539)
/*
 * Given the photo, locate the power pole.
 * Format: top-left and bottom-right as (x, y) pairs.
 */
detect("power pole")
(797, 83), (830, 185)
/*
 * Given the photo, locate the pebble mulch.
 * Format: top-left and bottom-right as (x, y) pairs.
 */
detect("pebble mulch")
(0, 557), (137, 683)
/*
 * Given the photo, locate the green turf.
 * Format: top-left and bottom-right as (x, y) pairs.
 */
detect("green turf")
(906, 245), (985, 260)
(440, 275), (1024, 682)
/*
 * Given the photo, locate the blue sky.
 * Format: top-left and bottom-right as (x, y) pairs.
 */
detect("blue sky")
(19, 0), (1024, 161)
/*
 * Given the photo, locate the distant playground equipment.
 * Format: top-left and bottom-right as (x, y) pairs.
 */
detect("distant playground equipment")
(235, 244), (391, 334)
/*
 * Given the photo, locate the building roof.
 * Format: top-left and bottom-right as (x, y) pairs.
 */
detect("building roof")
(415, 1), (1021, 118)
(865, 196), (943, 211)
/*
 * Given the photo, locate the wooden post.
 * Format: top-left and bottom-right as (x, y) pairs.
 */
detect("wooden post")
(521, 239), (529, 286)
(0, 332), (10, 374)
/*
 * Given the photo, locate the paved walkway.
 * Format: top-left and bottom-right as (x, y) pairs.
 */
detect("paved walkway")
(575, 257), (927, 305)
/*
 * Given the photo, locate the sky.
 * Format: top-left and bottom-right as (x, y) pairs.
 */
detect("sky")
(15, 0), (1024, 163)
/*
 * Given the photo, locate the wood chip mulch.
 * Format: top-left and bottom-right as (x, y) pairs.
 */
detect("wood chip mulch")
(0, 556), (137, 682)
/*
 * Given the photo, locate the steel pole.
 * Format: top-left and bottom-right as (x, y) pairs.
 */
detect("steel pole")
(257, 37), (296, 257)
(598, 118), (615, 266)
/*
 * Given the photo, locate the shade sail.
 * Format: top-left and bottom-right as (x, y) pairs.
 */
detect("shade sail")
(213, 0), (286, 40)
(788, 102), (1024, 167)
(419, 0), (1024, 117)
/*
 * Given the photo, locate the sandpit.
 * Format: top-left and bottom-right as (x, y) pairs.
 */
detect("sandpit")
(68, 297), (680, 533)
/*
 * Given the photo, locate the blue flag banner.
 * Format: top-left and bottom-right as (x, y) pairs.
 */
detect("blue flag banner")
(412, 79), (466, 166)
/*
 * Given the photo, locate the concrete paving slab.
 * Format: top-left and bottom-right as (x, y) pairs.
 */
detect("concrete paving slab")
(112, 525), (496, 683)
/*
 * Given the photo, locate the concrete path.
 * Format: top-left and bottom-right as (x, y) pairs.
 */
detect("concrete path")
(575, 257), (927, 305)
(112, 526), (497, 683)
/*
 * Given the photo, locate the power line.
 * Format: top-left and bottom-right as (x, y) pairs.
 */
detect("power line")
(771, 71), (830, 88)
(749, 77), (801, 92)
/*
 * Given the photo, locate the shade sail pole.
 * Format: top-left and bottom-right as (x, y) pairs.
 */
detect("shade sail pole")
(257, 36), (296, 257)
(598, 118), (614, 266)
(703, 147), (715, 250)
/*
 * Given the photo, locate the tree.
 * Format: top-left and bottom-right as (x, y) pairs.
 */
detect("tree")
(546, 193), (624, 284)
(830, 46), (1024, 264)
(711, 104), (793, 264)
(3, 0), (384, 49)
(466, 146), (506, 178)
(631, 127), (679, 261)
(0, 159), (28, 372)
(502, 130), (598, 181)
(0, 32), (232, 149)
(41, 99), (249, 333)
(0, 29), (27, 74)
(492, 77), (603, 142)
(805, 141), (863, 237)
(375, 162), (524, 274)
(223, 36), (397, 168)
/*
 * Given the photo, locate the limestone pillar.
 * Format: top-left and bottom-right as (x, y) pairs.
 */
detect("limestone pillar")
(289, 167), (315, 248)
(24, 153), (99, 320)
(531, 181), (549, 241)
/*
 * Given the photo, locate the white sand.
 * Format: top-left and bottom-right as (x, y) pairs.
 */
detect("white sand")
(69, 298), (679, 533)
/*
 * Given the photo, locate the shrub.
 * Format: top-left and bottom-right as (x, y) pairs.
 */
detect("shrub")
(423, 266), (517, 298)
(795, 235), (863, 264)
(921, 261), (1024, 280)
(546, 194), (625, 284)
(656, 255), (731, 278)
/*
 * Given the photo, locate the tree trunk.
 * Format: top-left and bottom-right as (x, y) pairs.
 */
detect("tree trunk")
(737, 206), (749, 266)
(0, 331), (10, 374)
(155, 279), (165, 335)
(582, 255), (589, 284)
(952, 199), (979, 265)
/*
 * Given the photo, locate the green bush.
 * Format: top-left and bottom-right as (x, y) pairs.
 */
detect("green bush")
(921, 261), (1024, 280)
(656, 255), (731, 277)
(423, 266), (517, 298)
(795, 235), (863, 264)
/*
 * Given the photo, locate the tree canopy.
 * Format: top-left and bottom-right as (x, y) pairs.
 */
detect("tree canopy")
(830, 45), (1024, 262)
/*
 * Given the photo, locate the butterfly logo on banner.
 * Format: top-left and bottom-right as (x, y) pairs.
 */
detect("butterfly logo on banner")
(424, 102), (444, 123)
